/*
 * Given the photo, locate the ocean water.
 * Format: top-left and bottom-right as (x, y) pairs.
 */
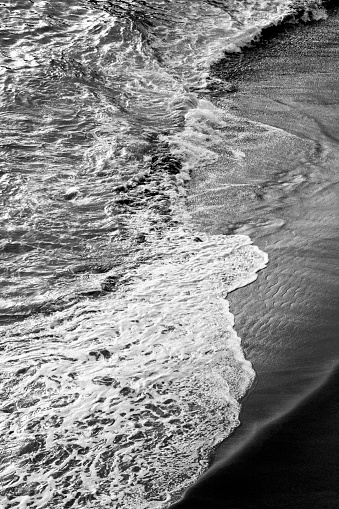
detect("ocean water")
(0, 0), (334, 508)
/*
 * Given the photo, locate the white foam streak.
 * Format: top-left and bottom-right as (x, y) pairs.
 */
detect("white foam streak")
(0, 230), (267, 508)
(163, 99), (226, 179)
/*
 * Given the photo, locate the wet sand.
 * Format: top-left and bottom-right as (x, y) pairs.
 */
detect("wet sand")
(171, 7), (339, 508)
(171, 364), (339, 509)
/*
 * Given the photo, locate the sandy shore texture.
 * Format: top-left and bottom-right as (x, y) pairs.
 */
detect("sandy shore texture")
(171, 5), (339, 508)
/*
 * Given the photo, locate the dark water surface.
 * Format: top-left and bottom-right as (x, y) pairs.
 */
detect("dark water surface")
(173, 7), (339, 508)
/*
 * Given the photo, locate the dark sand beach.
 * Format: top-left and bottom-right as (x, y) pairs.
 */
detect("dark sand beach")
(172, 6), (339, 508)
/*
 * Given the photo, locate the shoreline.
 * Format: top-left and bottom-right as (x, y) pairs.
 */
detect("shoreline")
(171, 5), (339, 508)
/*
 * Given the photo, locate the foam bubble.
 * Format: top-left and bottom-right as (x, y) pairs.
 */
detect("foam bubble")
(0, 229), (267, 508)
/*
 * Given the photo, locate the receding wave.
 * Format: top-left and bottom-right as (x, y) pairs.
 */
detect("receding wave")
(0, 230), (267, 508)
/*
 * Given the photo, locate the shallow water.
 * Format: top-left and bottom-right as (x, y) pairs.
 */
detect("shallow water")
(0, 0), (295, 315)
(0, 0), (291, 506)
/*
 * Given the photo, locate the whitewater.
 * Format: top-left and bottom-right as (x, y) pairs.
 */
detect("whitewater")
(0, 0), (329, 507)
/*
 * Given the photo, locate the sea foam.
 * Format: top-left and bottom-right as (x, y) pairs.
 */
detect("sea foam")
(0, 0), (284, 507)
(0, 229), (267, 508)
